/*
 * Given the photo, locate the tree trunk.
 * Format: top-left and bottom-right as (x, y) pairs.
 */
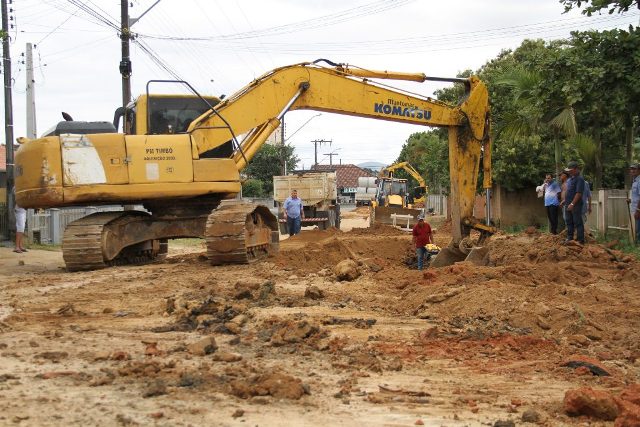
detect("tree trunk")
(554, 137), (562, 178)
(624, 113), (634, 189)
(593, 123), (603, 190)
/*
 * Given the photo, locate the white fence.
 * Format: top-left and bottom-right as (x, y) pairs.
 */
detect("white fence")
(425, 194), (448, 216)
(26, 206), (129, 244)
(585, 189), (634, 240)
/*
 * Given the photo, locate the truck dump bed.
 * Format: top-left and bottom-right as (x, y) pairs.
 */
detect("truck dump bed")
(273, 173), (337, 205)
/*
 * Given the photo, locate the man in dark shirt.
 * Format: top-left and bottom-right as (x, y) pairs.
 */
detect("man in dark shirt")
(563, 160), (586, 244)
(412, 214), (433, 270)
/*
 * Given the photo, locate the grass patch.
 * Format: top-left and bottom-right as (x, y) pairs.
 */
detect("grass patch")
(25, 243), (61, 251)
(502, 224), (526, 235)
(614, 239), (640, 260)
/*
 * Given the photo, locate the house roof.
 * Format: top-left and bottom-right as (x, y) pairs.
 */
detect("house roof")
(310, 164), (375, 188)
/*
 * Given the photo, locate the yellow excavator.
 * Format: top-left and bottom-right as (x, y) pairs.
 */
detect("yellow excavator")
(371, 161), (428, 228)
(380, 161), (428, 207)
(15, 59), (495, 271)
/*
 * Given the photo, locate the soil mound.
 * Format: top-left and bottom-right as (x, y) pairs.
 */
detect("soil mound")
(395, 234), (639, 350)
(348, 223), (408, 236)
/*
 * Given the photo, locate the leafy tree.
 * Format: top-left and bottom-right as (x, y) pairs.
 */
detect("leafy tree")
(395, 130), (449, 193)
(494, 63), (578, 177)
(242, 179), (265, 198)
(560, 0), (639, 15)
(539, 29), (640, 188)
(243, 144), (299, 195)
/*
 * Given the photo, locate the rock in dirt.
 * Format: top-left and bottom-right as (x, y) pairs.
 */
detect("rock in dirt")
(333, 259), (360, 281)
(269, 320), (320, 346)
(229, 372), (306, 400)
(232, 409), (245, 418)
(493, 420), (515, 427)
(213, 351), (242, 362)
(563, 387), (618, 421)
(561, 357), (610, 376)
(34, 351), (68, 362)
(521, 409), (540, 423)
(304, 285), (324, 300)
(187, 336), (218, 356)
(142, 379), (167, 398)
(258, 281), (276, 300)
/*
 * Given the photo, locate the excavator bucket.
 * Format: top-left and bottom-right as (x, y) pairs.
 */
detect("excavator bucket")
(464, 246), (490, 266)
(373, 206), (423, 230)
(429, 245), (467, 267)
(429, 241), (491, 268)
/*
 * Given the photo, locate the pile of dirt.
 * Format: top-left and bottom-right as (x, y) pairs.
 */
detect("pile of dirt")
(348, 223), (408, 236)
(341, 206), (371, 218)
(393, 235), (640, 353)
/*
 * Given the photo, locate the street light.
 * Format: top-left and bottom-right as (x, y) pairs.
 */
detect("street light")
(284, 113), (322, 143)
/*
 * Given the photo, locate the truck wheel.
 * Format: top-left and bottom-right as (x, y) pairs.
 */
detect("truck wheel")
(279, 222), (288, 234)
(316, 211), (330, 230)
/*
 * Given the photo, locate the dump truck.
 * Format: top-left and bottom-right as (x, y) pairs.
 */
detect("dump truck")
(16, 59), (495, 271)
(273, 172), (340, 234)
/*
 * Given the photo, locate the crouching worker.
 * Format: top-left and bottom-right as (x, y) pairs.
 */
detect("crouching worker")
(412, 214), (433, 270)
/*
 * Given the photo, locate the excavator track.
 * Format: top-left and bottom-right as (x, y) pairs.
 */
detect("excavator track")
(205, 201), (278, 265)
(62, 211), (165, 272)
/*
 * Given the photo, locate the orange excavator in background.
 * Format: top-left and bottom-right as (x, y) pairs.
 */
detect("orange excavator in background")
(15, 59), (495, 271)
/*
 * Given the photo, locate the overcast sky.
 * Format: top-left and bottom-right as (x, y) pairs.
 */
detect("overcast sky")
(4, 0), (638, 168)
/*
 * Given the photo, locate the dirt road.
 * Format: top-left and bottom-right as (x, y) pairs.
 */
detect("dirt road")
(1, 217), (639, 426)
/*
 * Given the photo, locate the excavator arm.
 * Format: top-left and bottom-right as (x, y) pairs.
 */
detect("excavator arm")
(188, 60), (493, 250)
(381, 161), (427, 192)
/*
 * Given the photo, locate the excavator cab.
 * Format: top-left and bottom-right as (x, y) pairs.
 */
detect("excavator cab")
(113, 93), (221, 136)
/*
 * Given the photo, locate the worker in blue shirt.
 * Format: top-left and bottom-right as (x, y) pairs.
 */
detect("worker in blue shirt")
(283, 189), (305, 236)
(542, 173), (562, 234)
(562, 161), (586, 244)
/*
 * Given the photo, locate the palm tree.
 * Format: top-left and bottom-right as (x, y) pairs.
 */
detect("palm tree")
(494, 65), (578, 177)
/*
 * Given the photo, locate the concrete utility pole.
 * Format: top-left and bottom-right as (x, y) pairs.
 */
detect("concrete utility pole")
(312, 139), (331, 166)
(26, 43), (36, 139)
(120, 0), (132, 132)
(2, 0), (15, 239)
(119, 0), (162, 133)
(323, 150), (340, 166)
(280, 117), (286, 175)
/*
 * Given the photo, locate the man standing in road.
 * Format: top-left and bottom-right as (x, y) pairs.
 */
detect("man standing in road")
(412, 214), (433, 270)
(283, 189), (304, 237)
(543, 173), (561, 234)
(629, 163), (640, 245)
(564, 161), (586, 244)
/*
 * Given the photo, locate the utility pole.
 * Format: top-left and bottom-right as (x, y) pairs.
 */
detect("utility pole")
(323, 151), (340, 166)
(312, 139), (331, 166)
(120, 0), (132, 132)
(280, 117), (286, 175)
(26, 43), (36, 139)
(2, 0), (15, 239)
(119, 0), (162, 133)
